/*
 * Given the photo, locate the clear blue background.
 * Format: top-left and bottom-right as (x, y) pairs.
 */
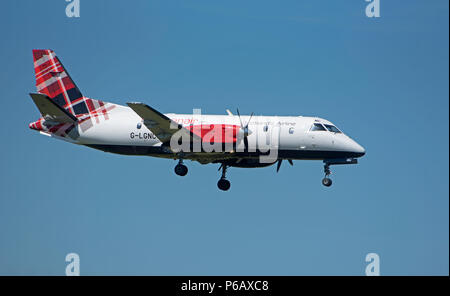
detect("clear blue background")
(0, 0), (448, 275)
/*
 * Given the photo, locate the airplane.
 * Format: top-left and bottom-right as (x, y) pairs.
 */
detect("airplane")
(28, 49), (366, 191)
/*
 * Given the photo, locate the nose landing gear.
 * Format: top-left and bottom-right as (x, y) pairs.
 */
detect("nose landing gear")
(217, 164), (231, 191)
(321, 158), (358, 187)
(322, 163), (332, 187)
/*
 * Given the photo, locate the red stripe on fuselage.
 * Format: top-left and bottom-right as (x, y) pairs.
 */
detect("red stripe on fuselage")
(187, 124), (240, 143)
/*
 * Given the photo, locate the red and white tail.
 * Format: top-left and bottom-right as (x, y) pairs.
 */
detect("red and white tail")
(30, 50), (116, 134)
(32, 49), (106, 116)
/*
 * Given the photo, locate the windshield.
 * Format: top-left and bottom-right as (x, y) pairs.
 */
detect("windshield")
(310, 123), (327, 131)
(324, 124), (342, 133)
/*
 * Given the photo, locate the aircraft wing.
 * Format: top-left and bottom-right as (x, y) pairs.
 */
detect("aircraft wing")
(29, 93), (77, 123)
(127, 102), (200, 144)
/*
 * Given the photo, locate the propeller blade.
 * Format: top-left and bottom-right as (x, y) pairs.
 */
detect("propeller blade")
(245, 112), (254, 128)
(236, 109), (254, 152)
(276, 159), (282, 172)
(236, 108), (243, 128)
(288, 159), (294, 166)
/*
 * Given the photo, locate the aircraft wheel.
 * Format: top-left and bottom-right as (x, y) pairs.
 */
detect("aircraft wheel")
(217, 179), (231, 191)
(322, 177), (332, 187)
(174, 164), (188, 176)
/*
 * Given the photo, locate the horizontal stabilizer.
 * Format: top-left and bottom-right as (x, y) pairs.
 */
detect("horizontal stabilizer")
(29, 93), (77, 123)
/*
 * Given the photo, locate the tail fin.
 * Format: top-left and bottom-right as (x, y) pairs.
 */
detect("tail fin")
(32, 49), (91, 116)
(30, 50), (117, 135)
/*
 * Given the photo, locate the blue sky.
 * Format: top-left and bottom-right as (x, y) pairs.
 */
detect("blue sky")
(0, 0), (448, 275)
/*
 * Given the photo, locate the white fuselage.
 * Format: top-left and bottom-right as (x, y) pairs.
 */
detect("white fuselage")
(60, 104), (365, 163)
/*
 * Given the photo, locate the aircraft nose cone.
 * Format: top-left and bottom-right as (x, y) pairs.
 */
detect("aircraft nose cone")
(352, 140), (366, 157)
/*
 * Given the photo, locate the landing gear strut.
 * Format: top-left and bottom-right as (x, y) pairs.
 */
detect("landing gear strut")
(321, 158), (358, 187)
(217, 164), (231, 191)
(322, 163), (332, 187)
(174, 159), (188, 176)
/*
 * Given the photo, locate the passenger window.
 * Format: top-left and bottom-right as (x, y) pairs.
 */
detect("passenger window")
(324, 124), (342, 133)
(310, 123), (326, 131)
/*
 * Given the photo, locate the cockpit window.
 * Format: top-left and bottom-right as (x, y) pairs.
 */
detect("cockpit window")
(324, 124), (342, 133)
(310, 123), (326, 131)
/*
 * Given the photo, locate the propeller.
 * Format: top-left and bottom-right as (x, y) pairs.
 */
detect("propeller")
(276, 159), (294, 173)
(236, 108), (254, 151)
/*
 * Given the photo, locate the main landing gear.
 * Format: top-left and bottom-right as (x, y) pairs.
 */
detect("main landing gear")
(217, 164), (231, 191)
(321, 158), (358, 187)
(174, 159), (188, 176)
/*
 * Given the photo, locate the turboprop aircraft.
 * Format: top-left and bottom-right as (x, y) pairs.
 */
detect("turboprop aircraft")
(28, 49), (365, 191)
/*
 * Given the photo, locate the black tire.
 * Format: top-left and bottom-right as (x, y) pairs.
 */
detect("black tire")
(174, 164), (188, 176)
(217, 179), (231, 191)
(322, 177), (332, 187)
